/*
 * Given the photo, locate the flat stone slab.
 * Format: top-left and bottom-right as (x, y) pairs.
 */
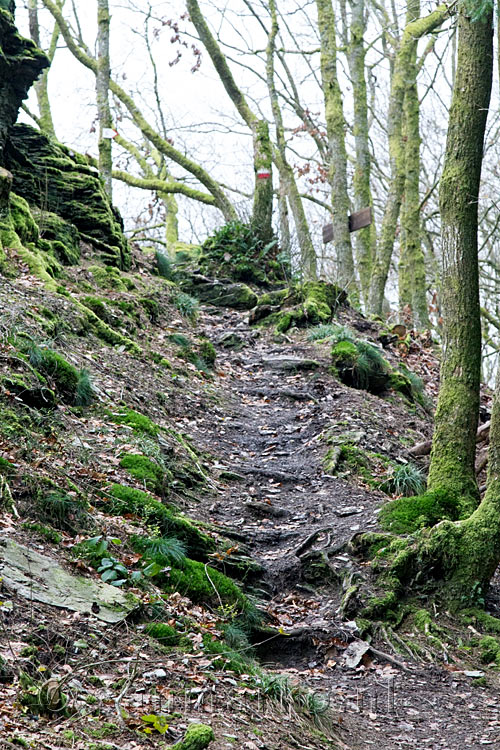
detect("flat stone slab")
(262, 356), (320, 371)
(0, 537), (139, 623)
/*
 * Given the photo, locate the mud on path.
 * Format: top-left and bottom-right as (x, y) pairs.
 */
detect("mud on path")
(192, 306), (500, 750)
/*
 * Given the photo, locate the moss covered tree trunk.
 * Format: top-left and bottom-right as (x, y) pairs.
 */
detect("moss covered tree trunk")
(368, 4), (449, 316)
(251, 119), (274, 247)
(28, 0), (63, 139)
(96, 0), (113, 199)
(266, 0), (316, 280)
(398, 0), (430, 329)
(316, 0), (356, 297)
(427, 7), (492, 511)
(348, 0), (375, 306)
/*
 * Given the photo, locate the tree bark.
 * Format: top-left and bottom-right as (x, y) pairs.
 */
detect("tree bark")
(347, 0), (375, 306)
(368, 4), (449, 316)
(96, 0), (113, 199)
(316, 0), (356, 297)
(428, 7), (493, 513)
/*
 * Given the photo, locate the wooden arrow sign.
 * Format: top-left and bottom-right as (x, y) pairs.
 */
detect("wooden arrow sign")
(322, 207), (372, 243)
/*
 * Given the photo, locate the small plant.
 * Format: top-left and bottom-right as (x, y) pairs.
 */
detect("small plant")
(75, 368), (95, 407)
(308, 323), (355, 343)
(144, 622), (180, 646)
(173, 292), (199, 322)
(379, 489), (459, 533)
(379, 463), (426, 497)
(35, 491), (87, 532)
(133, 534), (187, 565)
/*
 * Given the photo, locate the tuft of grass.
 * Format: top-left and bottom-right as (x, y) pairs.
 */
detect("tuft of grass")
(378, 489), (459, 534)
(173, 292), (199, 322)
(308, 323), (355, 343)
(75, 368), (95, 407)
(379, 463), (426, 497)
(131, 534), (187, 565)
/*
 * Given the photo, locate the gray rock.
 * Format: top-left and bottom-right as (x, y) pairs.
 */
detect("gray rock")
(0, 537), (138, 623)
(262, 356), (320, 371)
(182, 273), (257, 310)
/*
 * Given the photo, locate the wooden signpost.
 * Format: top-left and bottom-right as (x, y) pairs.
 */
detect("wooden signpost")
(322, 206), (372, 243)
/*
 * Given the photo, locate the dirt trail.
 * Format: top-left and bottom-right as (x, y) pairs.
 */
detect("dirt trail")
(194, 307), (500, 750)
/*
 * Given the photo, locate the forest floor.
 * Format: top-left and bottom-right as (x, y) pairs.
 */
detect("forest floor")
(0, 250), (499, 750)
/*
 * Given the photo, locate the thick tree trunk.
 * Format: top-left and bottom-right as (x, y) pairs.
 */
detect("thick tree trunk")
(316, 0), (356, 297)
(427, 7), (492, 513)
(251, 120), (274, 246)
(96, 0), (112, 199)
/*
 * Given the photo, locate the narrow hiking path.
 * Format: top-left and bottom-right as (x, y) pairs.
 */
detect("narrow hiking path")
(193, 305), (500, 750)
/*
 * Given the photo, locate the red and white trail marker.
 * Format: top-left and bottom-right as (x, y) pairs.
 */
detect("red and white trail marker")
(256, 169), (271, 180)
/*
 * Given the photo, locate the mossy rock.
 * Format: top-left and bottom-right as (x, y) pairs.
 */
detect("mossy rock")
(181, 274), (258, 310)
(106, 484), (215, 559)
(5, 124), (130, 268)
(252, 281), (346, 332)
(119, 454), (170, 494)
(332, 339), (390, 394)
(164, 557), (247, 609)
(479, 636), (500, 665)
(34, 349), (78, 403)
(379, 489), (460, 534)
(171, 724), (214, 750)
(2, 373), (56, 408)
(31, 208), (80, 265)
(88, 265), (129, 291)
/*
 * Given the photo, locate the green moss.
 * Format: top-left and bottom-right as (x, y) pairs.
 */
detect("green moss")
(88, 265), (127, 291)
(106, 484), (215, 559)
(170, 724), (214, 750)
(198, 339), (216, 367)
(108, 407), (159, 436)
(144, 623), (180, 646)
(302, 280), (344, 322)
(0, 456), (14, 475)
(379, 489), (460, 534)
(21, 522), (61, 543)
(119, 454), (168, 493)
(36, 349), (79, 403)
(10, 193), (39, 245)
(32, 209), (80, 265)
(87, 723), (119, 739)
(202, 633), (253, 674)
(79, 304), (140, 354)
(139, 297), (160, 323)
(165, 557), (246, 609)
(332, 338), (390, 393)
(461, 609), (500, 634)
(479, 636), (500, 664)
(82, 295), (111, 322)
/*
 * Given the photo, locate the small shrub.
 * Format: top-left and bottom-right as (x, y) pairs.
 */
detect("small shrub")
(198, 339), (216, 367)
(132, 534), (187, 565)
(307, 323), (355, 343)
(379, 463), (426, 497)
(202, 633), (253, 674)
(479, 636), (500, 664)
(139, 297), (160, 323)
(379, 489), (459, 534)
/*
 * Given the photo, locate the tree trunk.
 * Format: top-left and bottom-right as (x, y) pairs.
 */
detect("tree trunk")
(398, 0), (430, 329)
(266, 0), (316, 280)
(96, 0), (113, 199)
(427, 8), (493, 513)
(28, 0), (63, 139)
(368, 4), (449, 316)
(251, 120), (274, 246)
(316, 0), (356, 298)
(348, 0), (375, 306)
